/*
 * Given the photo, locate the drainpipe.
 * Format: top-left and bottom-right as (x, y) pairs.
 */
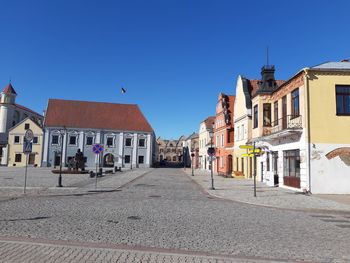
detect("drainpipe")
(303, 69), (312, 193)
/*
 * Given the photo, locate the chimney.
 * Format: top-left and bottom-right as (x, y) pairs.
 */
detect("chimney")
(341, 59), (349, 62)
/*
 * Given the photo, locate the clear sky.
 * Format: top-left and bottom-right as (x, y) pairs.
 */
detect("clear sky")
(1, 0), (350, 139)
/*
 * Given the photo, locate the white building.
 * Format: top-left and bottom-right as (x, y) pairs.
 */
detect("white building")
(42, 99), (156, 169)
(198, 116), (215, 171)
(0, 83), (43, 165)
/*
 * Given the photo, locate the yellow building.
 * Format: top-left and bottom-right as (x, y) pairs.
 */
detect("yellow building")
(7, 118), (43, 167)
(233, 76), (259, 178)
(250, 61), (350, 194)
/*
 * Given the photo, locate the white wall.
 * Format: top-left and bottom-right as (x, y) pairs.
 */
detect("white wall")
(310, 143), (350, 194)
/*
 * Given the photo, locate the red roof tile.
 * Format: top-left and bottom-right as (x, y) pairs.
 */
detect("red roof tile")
(44, 99), (154, 132)
(204, 116), (215, 129)
(2, 83), (17, 95)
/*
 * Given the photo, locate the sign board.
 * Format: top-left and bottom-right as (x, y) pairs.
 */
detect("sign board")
(92, 144), (104, 154)
(248, 149), (261, 154)
(242, 153), (254, 157)
(23, 140), (32, 153)
(24, 129), (34, 142)
(207, 147), (215, 156)
(239, 145), (254, 150)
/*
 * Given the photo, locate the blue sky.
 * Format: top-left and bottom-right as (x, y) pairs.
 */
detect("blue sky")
(1, 0), (350, 139)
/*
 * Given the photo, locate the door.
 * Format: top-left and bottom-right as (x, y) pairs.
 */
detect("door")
(228, 155), (233, 175)
(282, 96), (287, 129)
(28, 154), (35, 165)
(54, 154), (61, 166)
(272, 151), (279, 186)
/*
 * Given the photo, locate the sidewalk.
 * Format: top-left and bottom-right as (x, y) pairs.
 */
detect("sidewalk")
(0, 167), (153, 200)
(185, 169), (350, 213)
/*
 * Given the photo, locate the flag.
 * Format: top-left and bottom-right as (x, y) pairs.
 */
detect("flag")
(121, 87), (126, 94)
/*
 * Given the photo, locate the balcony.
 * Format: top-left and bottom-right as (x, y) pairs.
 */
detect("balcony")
(262, 115), (302, 138)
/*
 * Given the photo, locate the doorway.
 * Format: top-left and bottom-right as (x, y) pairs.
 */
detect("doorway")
(28, 154), (35, 165)
(272, 151), (279, 186)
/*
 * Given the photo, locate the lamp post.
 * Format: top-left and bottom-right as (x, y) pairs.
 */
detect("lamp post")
(208, 129), (215, 190)
(58, 127), (66, 187)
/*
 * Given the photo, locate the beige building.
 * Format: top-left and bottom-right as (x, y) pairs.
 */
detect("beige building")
(198, 116), (215, 170)
(157, 136), (185, 164)
(7, 118), (43, 167)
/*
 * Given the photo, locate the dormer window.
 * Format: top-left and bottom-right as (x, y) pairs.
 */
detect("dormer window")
(268, 79), (273, 88)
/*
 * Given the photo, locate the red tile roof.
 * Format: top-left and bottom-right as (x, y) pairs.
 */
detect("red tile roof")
(44, 99), (154, 132)
(248, 80), (260, 97)
(204, 116), (215, 129)
(248, 79), (285, 97)
(2, 83), (17, 95)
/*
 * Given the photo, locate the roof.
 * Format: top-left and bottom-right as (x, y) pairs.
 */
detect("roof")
(249, 79), (285, 97)
(2, 83), (17, 95)
(8, 117), (43, 132)
(203, 116), (215, 129)
(311, 61), (350, 70)
(248, 80), (260, 97)
(44, 99), (154, 132)
(185, 132), (199, 140)
(15, 103), (42, 117)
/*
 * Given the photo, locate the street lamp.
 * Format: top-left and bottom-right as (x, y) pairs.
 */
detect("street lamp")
(208, 129), (215, 190)
(58, 126), (66, 187)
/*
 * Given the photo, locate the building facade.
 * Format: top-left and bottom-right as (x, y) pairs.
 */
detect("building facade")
(214, 93), (235, 176)
(233, 76), (258, 178)
(252, 61), (350, 194)
(7, 118), (43, 167)
(0, 83), (43, 165)
(183, 132), (199, 168)
(42, 99), (155, 169)
(198, 116), (215, 171)
(156, 136), (185, 164)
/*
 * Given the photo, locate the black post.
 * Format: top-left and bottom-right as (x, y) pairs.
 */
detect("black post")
(210, 137), (215, 190)
(58, 130), (64, 187)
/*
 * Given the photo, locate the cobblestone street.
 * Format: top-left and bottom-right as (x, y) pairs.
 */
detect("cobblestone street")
(0, 168), (350, 262)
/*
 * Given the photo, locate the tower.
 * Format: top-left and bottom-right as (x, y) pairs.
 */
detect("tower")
(257, 65), (278, 94)
(0, 83), (17, 133)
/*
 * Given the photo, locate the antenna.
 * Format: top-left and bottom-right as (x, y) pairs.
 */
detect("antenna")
(266, 46), (269, 66)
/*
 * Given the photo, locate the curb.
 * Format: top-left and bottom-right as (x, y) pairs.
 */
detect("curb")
(184, 171), (350, 216)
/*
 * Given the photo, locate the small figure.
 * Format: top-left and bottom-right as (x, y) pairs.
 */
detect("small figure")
(75, 149), (85, 171)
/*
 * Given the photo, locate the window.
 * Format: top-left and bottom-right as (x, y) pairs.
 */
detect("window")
(139, 156), (144, 164)
(291, 88), (300, 117)
(283, 150), (300, 177)
(52, 135), (59, 145)
(33, 137), (38, 144)
(263, 103), (271, 126)
(14, 136), (20, 144)
(253, 105), (258, 128)
(15, 154), (22, 162)
(139, 138), (145, 147)
(125, 155), (131, 163)
(125, 138), (132, 147)
(336, 85), (350, 115)
(69, 135), (77, 145)
(274, 101), (278, 123)
(221, 134), (224, 147)
(172, 156), (177, 162)
(24, 123), (30, 130)
(107, 137), (114, 147)
(86, 136), (93, 146)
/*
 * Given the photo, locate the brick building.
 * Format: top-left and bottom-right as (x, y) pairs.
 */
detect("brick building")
(214, 93), (235, 176)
